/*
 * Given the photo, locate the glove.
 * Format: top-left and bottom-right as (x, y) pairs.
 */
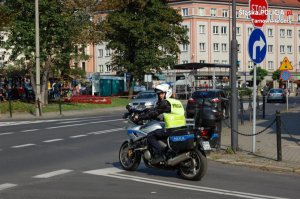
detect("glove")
(133, 114), (139, 122)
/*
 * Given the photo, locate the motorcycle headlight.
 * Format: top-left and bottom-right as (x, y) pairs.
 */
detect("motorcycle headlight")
(144, 102), (152, 106)
(128, 102), (133, 106)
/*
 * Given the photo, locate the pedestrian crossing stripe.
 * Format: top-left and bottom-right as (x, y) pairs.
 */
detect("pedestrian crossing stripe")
(279, 57), (293, 70)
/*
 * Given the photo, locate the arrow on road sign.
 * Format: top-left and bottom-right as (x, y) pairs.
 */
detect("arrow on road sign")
(248, 29), (267, 64)
(253, 36), (265, 59)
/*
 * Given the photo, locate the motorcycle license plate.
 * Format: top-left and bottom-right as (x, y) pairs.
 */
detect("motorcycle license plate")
(202, 141), (211, 151)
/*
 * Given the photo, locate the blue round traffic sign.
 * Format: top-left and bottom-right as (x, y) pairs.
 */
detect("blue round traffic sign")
(248, 29), (267, 64)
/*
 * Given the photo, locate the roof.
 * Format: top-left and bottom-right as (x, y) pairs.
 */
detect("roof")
(173, 62), (231, 70)
(168, 0), (300, 8)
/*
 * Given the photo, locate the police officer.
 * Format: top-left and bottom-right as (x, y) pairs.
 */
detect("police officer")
(136, 83), (186, 164)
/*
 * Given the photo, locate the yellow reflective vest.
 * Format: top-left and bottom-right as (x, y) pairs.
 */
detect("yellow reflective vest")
(163, 98), (186, 129)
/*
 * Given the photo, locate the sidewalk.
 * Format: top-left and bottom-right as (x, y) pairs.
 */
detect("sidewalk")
(210, 106), (300, 174)
(0, 106), (126, 121)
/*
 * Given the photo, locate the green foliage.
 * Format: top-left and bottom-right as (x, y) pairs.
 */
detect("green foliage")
(249, 67), (268, 85)
(2, 0), (98, 77)
(272, 69), (281, 82)
(99, 0), (189, 80)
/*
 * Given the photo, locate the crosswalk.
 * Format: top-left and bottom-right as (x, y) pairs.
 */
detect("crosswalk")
(0, 167), (289, 199)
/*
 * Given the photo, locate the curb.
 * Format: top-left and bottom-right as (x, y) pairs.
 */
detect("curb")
(207, 156), (299, 174)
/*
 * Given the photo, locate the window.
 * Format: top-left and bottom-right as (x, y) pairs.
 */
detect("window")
(106, 64), (111, 72)
(182, 44), (188, 52)
(222, 9), (228, 17)
(268, 13), (273, 20)
(236, 10), (240, 18)
(288, 15), (293, 21)
(221, 43), (227, 52)
(248, 27), (253, 35)
(287, 45), (292, 53)
(299, 46), (300, 53)
(182, 8), (189, 16)
(199, 8), (205, 16)
(222, 60), (228, 64)
(82, 62), (86, 71)
(248, 61), (253, 69)
(213, 26), (219, 34)
(278, 13), (284, 21)
(267, 28), (273, 37)
(98, 49), (103, 57)
(298, 14), (300, 22)
(210, 8), (217, 17)
(213, 60), (219, 63)
(199, 43), (205, 51)
(105, 48), (111, 56)
(267, 45), (273, 53)
(268, 61), (274, 70)
(221, 26), (227, 34)
(199, 25), (205, 34)
(182, 60), (188, 64)
(280, 29), (285, 37)
(213, 43), (219, 51)
(199, 60), (205, 63)
(98, 65), (103, 73)
(287, 29), (292, 37)
(236, 27), (241, 35)
(237, 44), (240, 52)
(280, 45), (285, 53)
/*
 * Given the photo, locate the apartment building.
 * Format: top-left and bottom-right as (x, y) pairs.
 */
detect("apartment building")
(92, 0), (300, 87)
(168, 0), (300, 87)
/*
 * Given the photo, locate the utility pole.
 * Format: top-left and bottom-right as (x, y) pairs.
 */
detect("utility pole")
(35, 0), (41, 116)
(231, 0), (238, 152)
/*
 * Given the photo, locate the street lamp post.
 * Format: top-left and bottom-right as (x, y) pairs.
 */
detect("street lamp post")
(231, 0), (238, 152)
(35, 0), (41, 116)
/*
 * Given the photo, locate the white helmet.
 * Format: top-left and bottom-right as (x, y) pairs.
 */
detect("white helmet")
(155, 83), (172, 99)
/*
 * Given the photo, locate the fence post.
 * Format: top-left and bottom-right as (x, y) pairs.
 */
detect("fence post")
(262, 95), (265, 119)
(276, 110), (282, 161)
(240, 96), (244, 125)
(37, 98), (42, 116)
(9, 92), (12, 118)
(59, 94), (62, 115)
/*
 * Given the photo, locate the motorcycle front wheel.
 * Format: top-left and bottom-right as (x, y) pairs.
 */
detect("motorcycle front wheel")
(119, 141), (141, 171)
(178, 149), (207, 181)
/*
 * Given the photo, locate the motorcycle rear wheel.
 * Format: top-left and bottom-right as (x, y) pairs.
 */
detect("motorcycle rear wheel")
(178, 149), (207, 181)
(119, 141), (141, 171)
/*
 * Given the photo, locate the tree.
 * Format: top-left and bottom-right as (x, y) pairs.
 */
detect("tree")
(272, 69), (281, 82)
(249, 67), (268, 86)
(98, 0), (189, 97)
(2, 0), (99, 105)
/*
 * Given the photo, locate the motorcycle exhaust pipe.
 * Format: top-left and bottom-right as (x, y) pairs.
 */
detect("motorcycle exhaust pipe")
(167, 152), (190, 166)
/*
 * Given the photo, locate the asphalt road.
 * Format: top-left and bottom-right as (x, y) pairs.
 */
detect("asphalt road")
(0, 114), (300, 199)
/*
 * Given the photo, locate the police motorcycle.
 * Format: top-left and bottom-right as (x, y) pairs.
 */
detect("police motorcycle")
(119, 104), (208, 181)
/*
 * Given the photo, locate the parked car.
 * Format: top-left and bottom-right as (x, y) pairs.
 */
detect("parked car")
(266, 88), (286, 103)
(186, 89), (229, 118)
(128, 90), (158, 109)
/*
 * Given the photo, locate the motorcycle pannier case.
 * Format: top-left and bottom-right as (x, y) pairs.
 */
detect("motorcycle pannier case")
(167, 128), (195, 153)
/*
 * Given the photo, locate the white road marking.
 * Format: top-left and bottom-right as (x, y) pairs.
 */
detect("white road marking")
(70, 134), (88, 138)
(33, 169), (73, 178)
(11, 144), (35, 148)
(43, 139), (64, 143)
(21, 129), (39, 132)
(0, 132), (14, 136)
(84, 167), (288, 199)
(45, 119), (123, 130)
(86, 127), (124, 135)
(0, 183), (17, 191)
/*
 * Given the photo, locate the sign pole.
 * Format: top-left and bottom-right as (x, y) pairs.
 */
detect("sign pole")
(252, 63), (257, 153)
(287, 80), (289, 112)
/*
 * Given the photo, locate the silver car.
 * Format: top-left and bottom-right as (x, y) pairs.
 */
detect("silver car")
(266, 88), (286, 103)
(129, 90), (158, 109)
